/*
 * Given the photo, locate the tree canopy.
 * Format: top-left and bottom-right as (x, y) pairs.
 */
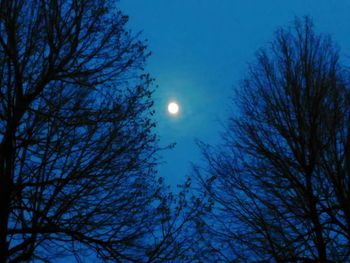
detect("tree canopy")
(0, 0), (199, 261)
(194, 17), (350, 262)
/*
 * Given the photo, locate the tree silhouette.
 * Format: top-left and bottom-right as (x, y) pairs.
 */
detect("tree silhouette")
(194, 17), (350, 262)
(0, 0), (198, 261)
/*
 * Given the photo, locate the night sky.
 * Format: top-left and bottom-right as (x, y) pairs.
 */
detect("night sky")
(119, 0), (350, 187)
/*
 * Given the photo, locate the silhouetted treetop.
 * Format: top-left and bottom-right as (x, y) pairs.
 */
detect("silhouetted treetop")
(194, 17), (350, 262)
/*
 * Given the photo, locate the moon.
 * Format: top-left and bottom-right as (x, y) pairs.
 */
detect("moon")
(168, 102), (179, 115)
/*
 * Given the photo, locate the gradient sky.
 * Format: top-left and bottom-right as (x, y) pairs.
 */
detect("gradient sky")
(118, 0), (350, 188)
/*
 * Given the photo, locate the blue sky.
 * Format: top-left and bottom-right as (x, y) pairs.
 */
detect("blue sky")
(119, 0), (350, 188)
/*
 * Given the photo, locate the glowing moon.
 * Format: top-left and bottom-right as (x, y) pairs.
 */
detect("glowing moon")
(168, 102), (179, 114)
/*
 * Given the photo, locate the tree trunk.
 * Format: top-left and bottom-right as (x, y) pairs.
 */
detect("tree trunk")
(0, 123), (17, 262)
(0, 148), (12, 262)
(306, 173), (327, 262)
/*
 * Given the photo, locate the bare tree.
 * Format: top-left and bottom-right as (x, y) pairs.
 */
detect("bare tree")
(194, 17), (350, 262)
(0, 0), (198, 262)
(143, 177), (213, 263)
